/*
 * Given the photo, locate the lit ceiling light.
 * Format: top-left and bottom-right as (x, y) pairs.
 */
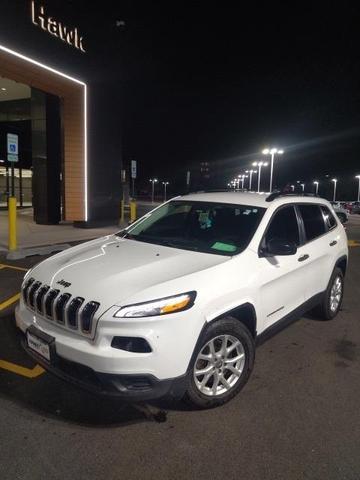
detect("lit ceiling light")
(1, 87), (6, 91)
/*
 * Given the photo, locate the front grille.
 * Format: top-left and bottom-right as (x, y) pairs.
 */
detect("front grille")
(22, 280), (100, 337)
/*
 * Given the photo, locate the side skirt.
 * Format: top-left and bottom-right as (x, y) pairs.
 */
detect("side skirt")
(256, 292), (324, 346)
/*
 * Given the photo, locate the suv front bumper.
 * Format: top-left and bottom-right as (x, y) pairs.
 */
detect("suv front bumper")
(15, 301), (202, 400)
(19, 330), (188, 400)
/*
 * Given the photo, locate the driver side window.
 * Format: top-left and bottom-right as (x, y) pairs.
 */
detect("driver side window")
(265, 206), (300, 246)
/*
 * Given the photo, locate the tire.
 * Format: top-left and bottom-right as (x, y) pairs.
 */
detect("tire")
(183, 318), (255, 409)
(314, 267), (344, 320)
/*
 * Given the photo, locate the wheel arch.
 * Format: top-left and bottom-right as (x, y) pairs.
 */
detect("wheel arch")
(335, 255), (348, 277)
(186, 302), (257, 374)
(210, 302), (257, 338)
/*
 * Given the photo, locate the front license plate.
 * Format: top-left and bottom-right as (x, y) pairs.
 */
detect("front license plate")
(26, 331), (51, 361)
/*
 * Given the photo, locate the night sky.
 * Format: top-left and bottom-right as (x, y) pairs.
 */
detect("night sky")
(71, 2), (360, 198)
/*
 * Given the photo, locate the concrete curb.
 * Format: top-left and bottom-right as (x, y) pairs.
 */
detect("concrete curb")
(6, 244), (71, 260)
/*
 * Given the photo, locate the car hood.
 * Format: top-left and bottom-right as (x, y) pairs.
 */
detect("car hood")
(30, 235), (229, 308)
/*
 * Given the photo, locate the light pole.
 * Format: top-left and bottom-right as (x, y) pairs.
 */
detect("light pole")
(162, 181), (169, 201)
(253, 161), (268, 192)
(290, 185), (295, 192)
(238, 175), (245, 190)
(262, 147), (284, 193)
(245, 169), (256, 191)
(149, 178), (158, 203)
(301, 183), (305, 192)
(332, 178), (337, 202)
(356, 175), (360, 202)
(313, 181), (319, 195)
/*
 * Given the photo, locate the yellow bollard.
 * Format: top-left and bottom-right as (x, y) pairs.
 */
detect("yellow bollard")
(130, 200), (137, 223)
(8, 196), (17, 251)
(120, 200), (125, 223)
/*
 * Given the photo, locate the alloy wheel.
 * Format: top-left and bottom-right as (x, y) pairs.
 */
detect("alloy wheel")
(193, 334), (245, 397)
(330, 275), (342, 313)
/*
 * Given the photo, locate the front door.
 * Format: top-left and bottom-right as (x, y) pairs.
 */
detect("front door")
(256, 205), (308, 332)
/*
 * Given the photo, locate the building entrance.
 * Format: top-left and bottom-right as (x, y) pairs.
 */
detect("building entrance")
(0, 45), (87, 223)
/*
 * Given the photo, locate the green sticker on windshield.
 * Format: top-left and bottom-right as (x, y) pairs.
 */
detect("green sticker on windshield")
(211, 242), (237, 252)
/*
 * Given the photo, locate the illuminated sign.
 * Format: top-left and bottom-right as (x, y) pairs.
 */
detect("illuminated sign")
(31, 1), (86, 53)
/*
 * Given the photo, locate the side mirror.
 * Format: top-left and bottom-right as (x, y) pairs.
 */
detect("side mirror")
(263, 237), (297, 257)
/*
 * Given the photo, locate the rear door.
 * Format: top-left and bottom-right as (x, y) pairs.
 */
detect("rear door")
(296, 203), (336, 301)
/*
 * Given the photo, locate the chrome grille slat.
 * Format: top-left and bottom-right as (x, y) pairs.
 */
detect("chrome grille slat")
(54, 293), (71, 324)
(67, 297), (84, 329)
(36, 285), (49, 314)
(44, 289), (60, 319)
(28, 281), (42, 309)
(81, 301), (100, 333)
(22, 277), (35, 302)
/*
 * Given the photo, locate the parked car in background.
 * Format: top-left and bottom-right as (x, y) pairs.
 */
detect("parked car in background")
(351, 202), (360, 214)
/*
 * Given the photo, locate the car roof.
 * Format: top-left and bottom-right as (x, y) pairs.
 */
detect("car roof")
(176, 191), (331, 209)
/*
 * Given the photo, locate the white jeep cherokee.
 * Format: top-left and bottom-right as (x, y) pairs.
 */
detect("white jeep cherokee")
(16, 192), (348, 408)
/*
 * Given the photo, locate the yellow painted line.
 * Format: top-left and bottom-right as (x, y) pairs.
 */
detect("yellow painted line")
(0, 293), (21, 311)
(0, 263), (28, 272)
(348, 240), (360, 247)
(0, 359), (44, 378)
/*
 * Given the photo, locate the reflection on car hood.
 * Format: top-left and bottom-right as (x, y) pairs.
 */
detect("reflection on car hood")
(30, 235), (229, 307)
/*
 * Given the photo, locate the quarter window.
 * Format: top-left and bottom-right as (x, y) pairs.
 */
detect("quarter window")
(265, 206), (300, 246)
(298, 204), (326, 241)
(321, 206), (337, 230)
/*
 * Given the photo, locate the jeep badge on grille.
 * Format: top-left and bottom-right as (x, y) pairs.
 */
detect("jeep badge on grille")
(56, 279), (72, 288)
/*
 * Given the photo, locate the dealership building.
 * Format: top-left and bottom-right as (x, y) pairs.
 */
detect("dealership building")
(0, 0), (123, 225)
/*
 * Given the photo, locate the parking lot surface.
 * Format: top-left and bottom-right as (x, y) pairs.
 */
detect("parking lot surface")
(1, 217), (360, 480)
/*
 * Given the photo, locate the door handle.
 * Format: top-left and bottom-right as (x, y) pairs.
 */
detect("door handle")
(329, 240), (337, 247)
(298, 254), (309, 262)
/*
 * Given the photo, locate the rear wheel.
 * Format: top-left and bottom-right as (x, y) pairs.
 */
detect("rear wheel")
(314, 267), (344, 320)
(183, 318), (255, 409)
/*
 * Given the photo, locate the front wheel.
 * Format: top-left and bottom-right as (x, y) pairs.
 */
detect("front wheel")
(183, 318), (255, 409)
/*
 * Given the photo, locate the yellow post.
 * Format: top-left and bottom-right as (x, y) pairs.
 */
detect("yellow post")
(130, 200), (137, 223)
(120, 199), (125, 223)
(8, 196), (17, 251)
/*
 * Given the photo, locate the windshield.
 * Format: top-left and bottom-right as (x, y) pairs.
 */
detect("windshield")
(118, 200), (266, 256)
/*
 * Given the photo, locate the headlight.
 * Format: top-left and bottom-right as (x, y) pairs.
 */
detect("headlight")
(114, 291), (197, 318)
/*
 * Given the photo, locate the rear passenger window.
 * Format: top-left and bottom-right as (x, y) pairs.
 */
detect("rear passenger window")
(321, 206), (337, 230)
(298, 205), (326, 241)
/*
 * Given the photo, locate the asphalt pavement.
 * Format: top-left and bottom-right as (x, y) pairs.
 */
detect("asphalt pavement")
(0, 217), (360, 480)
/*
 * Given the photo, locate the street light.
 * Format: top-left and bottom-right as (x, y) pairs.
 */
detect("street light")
(262, 147), (284, 193)
(162, 181), (169, 201)
(149, 178), (158, 203)
(253, 161), (268, 192)
(290, 185), (295, 192)
(237, 174), (247, 190)
(356, 175), (360, 202)
(332, 178), (337, 202)
(301, 183), (305, 192)
(245, 169), (257, 191)
(313, 181), (319, 195)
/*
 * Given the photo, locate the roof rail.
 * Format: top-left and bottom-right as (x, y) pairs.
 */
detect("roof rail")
(266, 191), (320, 202)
